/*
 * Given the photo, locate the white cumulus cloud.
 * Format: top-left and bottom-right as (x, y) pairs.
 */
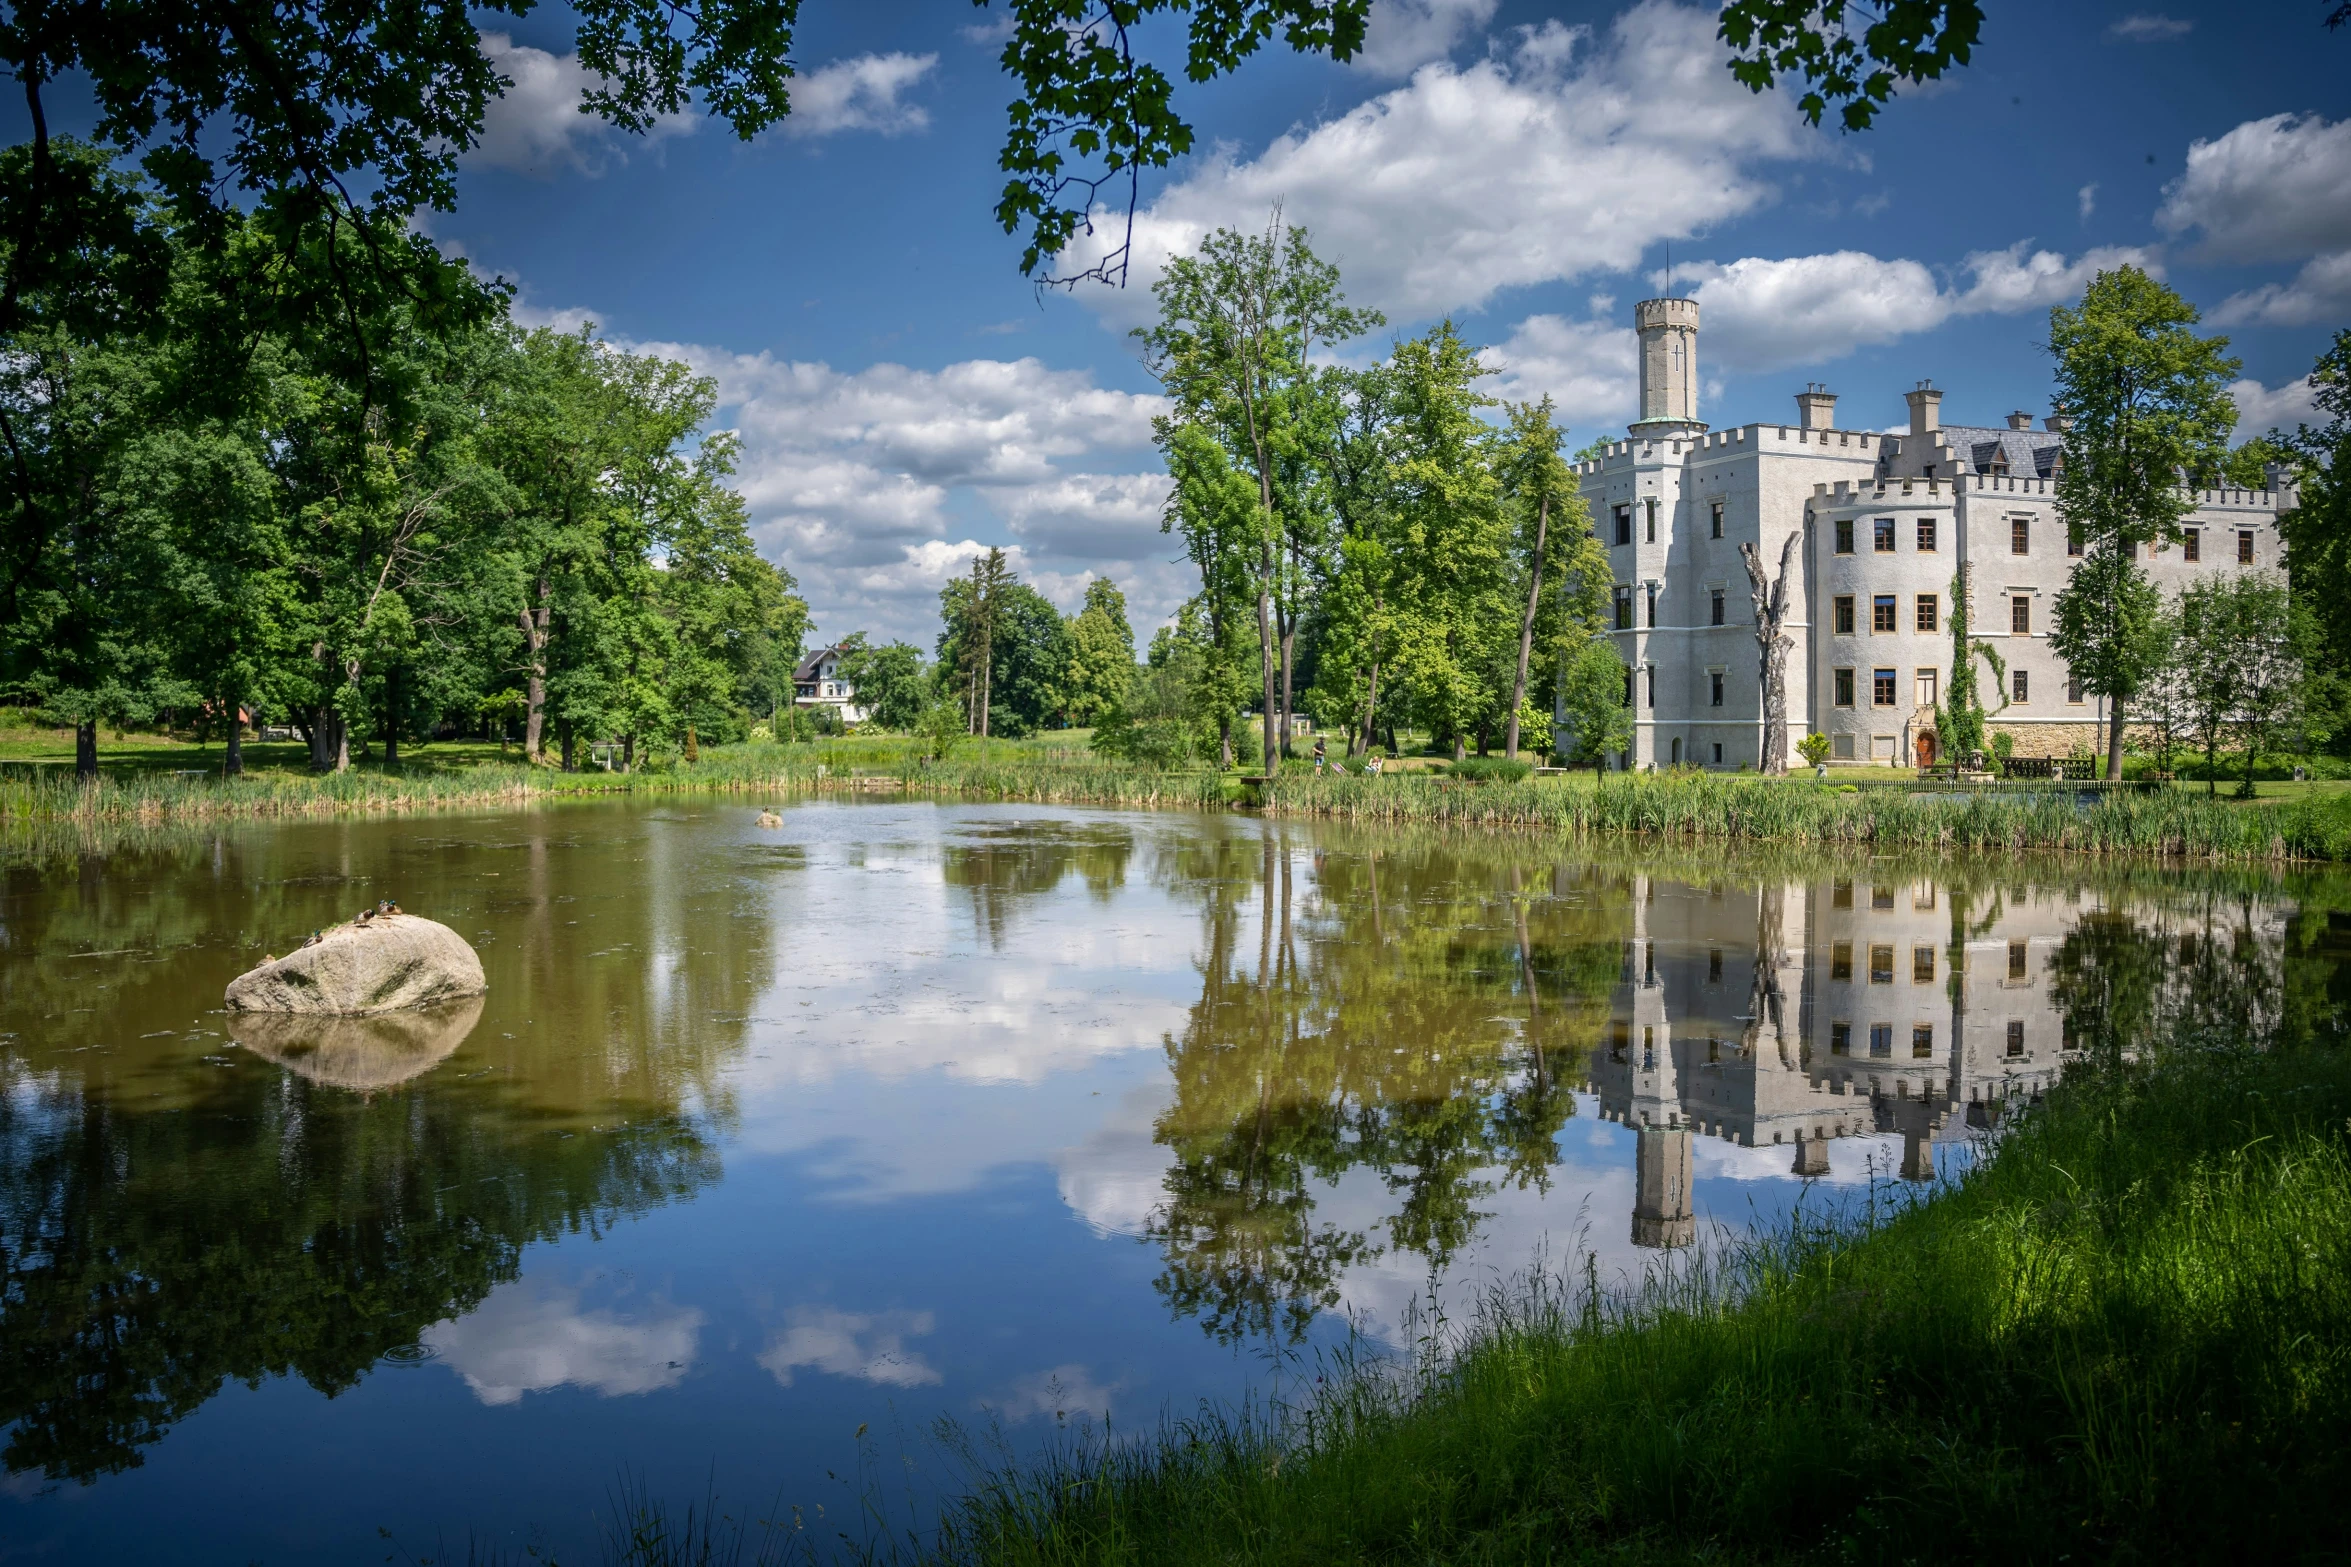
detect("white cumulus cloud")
(1064, 1), (1819, 325)
(424, 1279), (703, 1406)
(2229, 376), (2324, 435)
(471, 33), (693, 175)
(2158, 112), (2351, 264)
(2213, 249), (2351, 328)
(2108, 14), (2193, 41)
(759, 1307), (940, 1388)
(1353, 0), (1501, 76)
(786, 52), (938, 137)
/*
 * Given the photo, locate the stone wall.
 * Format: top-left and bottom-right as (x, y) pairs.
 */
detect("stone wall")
(1989, 721), (2180, 760)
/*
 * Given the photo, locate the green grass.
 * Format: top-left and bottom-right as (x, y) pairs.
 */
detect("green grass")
(1264, 768), (2351, 861)
(908, 1033), (2351, 1566)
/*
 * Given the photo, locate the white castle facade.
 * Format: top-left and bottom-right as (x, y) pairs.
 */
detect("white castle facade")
(1555, 298), (2297, 771)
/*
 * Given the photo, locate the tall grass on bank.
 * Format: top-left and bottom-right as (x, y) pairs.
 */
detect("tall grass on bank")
(0, 745), (1225, 827)
(1268, 768), (2351, 861)
(912, 1039), (2351, 1565)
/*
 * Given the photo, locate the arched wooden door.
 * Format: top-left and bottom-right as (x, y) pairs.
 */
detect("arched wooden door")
(1915, 731), (1938, 768)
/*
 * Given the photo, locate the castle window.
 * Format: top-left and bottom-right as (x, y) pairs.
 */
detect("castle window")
(1870, 945), (1895, 983)
(1710, 670), (1725, 707)
(1615, 504), (1632, 545)
(1834, 667), (1855, 706)
(1872, 595), (1898, 633)
(1873, 884), (1895, 911)
(1833, 879), (1854, 909)
(1870, 1023), (1893, 1057)
(2008, 940), (2028, 982)
(1614, 585), (1632, 629)
(1915, 668), (1938, 708)
(1645, 663), (1655, 708)
(1874, 517), (1897, 552)
(1645, 497), (1658, 543)
(2010, 595), (2031, 635)
(1710, 499), (1725, 539)
(2068, 672), (2085, 704)
(1623, 667), (1635, 707)
(1913, 946), (1936, 983)
(1835, 518), (1855, 554)
(1645, 583), (1658, 626)
(1711, 588), (1725, 625)
(1831, 944), (1850, 984)
(1916, 594), (1938, 633)
(1873, 668), (1897, 706)
(2012, 518), (2031, 555)
(2239, 529), (2255, 563)
(1916, 517), (1937, 551)
(2184, 528), (2200, 562)
(1831, 1021), (1851, 1055)
(2012, 669), (2029, 704)
(1913, 1023), (1935, 1059)
(2006, 1020), (2025, 1058)
(2067, 522), (2084, 557)
(1834, 595), (1855, 635)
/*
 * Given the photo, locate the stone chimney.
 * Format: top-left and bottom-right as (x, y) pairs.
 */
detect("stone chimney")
(2007, 410), (2034, 430)
(1795, 383), (1837, 430)
(1905, 381), (1942, 441)
(2044, 411), (2074, 434)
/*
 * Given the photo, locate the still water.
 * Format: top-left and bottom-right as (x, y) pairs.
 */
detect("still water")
(0, 799), (2333, 1562)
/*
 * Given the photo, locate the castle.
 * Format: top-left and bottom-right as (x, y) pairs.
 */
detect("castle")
(1555, 298), (2295, 770)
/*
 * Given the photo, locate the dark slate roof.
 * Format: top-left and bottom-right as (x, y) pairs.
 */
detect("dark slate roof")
(793, 647), (843, 682)
(1877, 424), (2062, 479)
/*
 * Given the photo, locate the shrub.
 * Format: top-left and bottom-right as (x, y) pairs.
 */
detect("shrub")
(1444, 756), (1533, 783)
(1797, 733), (1832, 768)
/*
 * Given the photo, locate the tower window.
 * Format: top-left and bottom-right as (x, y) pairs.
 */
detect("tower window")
(1835, 517), (1855, 554)
(1615, 504), (1632, 545)
(2184, 528), (2200, 562)
(1645, 663), (1656, 708)
(1614, 585), (1632, 629)
(1874, 517), (1897, 552)
(2011, 518), (2030, 555)
(2239, 529), (2254, 563)
(2010, 595), (2030, 635)
(1645, 497), (1658, 543)
(1916, 517), (1937, 551)
(1645, 583), (1658, 626)
(1833, 667), (1855, 706)
(1710, 670), (1725, 707)
(1710, 588), (1725, 626)
(2008, 939), (2029, 981)
(2006, 1020), (2025, 1058)
(1710, 499), (1725, 538)
(1834, 595), (1855, 635)
(1872, 595), (1898, 633)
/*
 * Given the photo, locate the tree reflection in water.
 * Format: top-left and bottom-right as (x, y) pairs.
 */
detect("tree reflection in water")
(0, 814), (769, 1483)
(1138, 837), (2336, 1348)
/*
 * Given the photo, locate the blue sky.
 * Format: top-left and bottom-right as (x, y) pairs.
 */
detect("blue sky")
(51, 3), (2351, 643)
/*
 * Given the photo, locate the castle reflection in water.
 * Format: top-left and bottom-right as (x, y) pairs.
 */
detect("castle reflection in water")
(1586, 872), (2221, 1249)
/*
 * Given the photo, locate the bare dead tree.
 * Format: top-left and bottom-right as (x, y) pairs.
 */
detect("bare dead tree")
(1740, 531), (1801, 775)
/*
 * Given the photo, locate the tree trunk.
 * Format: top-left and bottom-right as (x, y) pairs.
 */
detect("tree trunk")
(1278, 621), (1295, 759)
(2106, 694), (2126, 781)
(1256, 559), (1277, 776)
(382, 664), (400, 768)
(1507, 492), (1551, 760)
(684, 724), (698, 764)
(622, 733), (634, 772)
(1358, 661), (1382, 756)
(223, 696), (243, 778)
(74, 719), (96, 783)
(1741, 532), (1801, 775)
(561, 723), (576, 774)
(518, 583), (549, 761)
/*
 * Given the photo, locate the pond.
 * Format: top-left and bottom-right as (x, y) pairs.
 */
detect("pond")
(0, 798), (2337, 1562)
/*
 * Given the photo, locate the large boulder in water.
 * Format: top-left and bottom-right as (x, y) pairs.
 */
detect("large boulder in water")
(228, 994), (484, 1091)
(224, 913), (486, 1016)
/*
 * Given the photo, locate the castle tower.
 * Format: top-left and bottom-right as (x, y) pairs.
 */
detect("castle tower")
(1632, 1125), (1696, 1249)
(1629, 297), (1706, 438)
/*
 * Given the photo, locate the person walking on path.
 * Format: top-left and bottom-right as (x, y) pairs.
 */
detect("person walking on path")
(1313, 735), (1327, 775)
